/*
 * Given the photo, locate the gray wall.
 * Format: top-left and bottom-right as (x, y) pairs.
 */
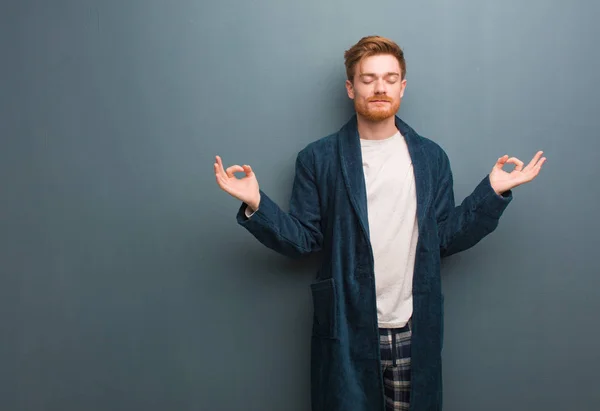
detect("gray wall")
(2, 1), (598, 410)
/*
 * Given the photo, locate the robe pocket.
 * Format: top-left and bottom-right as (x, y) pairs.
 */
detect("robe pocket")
(310, 278), (337, 339)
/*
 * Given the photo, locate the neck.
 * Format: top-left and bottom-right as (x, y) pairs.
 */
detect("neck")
(356, 115), (398, 140)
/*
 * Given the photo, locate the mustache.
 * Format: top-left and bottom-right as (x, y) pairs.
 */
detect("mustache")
(367, 95), (393, 102)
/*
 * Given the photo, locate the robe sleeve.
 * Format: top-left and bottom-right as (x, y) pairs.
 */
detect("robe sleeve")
(435, 151), (513, 258)
(235, 151), (323, 258)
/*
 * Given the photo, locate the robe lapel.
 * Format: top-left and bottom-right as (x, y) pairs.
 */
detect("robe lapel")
(338, 115), (371, 241)
(338, 115), (432, 246)
(395, 116), (431, 232)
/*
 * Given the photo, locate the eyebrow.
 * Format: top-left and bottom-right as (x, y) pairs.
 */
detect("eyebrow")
(359, 72), (400, 78)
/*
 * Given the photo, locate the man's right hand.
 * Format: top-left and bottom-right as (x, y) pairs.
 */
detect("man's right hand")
(214, 155), (261, 211)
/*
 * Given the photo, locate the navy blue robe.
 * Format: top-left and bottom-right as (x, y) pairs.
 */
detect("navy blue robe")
(236, 115), (512, 410)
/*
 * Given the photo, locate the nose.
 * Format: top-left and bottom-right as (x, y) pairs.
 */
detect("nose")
(374, 78), (386, 94)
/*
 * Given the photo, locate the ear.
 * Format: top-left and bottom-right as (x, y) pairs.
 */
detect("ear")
(399, 79), (407, 98)
(345, 79), (355, 99)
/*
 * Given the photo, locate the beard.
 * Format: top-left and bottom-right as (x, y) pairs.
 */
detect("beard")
(354, 95), (400, 122)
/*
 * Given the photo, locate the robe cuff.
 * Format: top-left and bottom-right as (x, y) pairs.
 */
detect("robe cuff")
(470, 175), (513, 219)
(236, 190), (273, 227)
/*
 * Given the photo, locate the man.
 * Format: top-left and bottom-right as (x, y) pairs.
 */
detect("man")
(213, 36), (545, 411)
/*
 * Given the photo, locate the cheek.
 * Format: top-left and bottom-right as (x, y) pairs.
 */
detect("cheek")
(390, 83), (402, 93)
(355, 88), (371, 101)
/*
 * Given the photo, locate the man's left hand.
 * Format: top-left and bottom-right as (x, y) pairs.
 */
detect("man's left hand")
(489, 151), (546, 196)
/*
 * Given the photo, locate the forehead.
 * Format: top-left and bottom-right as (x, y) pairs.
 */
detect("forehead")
(358, 54), (401, 75)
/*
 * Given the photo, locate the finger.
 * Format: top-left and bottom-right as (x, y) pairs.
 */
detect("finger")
(524, 151), (544, 171)
(521, 156), (546, 182)
(214, 163), (226, 181)
(505, 157), (524, 171)
(532, 156), (547, 173)
(226, 165), (244, 178)
(242, 164), (254, 177)
(215, 171), (226, 189)
(215, 155), (227, 178)
(494, 155), (509, 169)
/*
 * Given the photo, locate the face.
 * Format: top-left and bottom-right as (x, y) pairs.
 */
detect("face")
(345, 54), (407, 122)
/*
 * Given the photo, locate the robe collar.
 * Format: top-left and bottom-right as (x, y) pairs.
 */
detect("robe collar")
(337, 115), (432, 242)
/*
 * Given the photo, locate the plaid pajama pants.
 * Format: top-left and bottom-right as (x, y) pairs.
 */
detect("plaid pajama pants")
(379, 320), (412, 411)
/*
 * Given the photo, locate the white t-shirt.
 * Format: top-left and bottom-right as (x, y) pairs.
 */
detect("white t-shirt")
(360, 130), (419, 328)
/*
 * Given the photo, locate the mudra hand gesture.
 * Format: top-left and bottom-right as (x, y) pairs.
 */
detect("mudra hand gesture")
(489, 151), (546, 195)
(214, 155), (261, 211)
